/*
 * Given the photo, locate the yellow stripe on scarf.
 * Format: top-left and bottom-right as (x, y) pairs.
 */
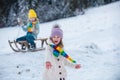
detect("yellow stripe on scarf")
(28, 21), (36, 32)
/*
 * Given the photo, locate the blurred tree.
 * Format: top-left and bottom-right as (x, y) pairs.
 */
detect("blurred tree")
(0, 0), (119, 27)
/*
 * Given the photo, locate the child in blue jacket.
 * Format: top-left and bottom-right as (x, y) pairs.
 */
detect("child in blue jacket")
(16, 9), (40, 50)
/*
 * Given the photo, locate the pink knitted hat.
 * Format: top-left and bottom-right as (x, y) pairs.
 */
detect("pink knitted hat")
(50, 25), (63, 38)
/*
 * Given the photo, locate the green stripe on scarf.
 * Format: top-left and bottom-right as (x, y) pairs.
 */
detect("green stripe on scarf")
(49, 44), (76, 63)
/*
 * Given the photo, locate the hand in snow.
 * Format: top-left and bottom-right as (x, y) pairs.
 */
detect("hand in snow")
(75, 64), (81, 69)
(46, 61), (52, 69)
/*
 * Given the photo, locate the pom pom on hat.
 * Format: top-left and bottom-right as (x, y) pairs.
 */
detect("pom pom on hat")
(28, 9), (37, 19)
(50, 25), (63, 38)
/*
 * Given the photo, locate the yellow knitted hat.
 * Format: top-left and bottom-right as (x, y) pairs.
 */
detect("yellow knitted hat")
(28, 9), (37, 19)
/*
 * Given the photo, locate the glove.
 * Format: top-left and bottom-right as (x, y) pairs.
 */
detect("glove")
(46, 61), (52, 69)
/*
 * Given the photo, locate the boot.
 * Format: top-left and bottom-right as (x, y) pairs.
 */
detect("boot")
(31, 44), (36, 50)
(21, 44), (26, 50)
(27, 44), (31, 50)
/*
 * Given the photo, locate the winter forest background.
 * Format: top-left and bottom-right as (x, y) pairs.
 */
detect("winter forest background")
(0, 0), (120, 27)
(0, 1), (120, 80)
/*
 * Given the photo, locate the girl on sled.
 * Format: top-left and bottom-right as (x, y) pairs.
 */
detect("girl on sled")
(16, 9), (40, 50)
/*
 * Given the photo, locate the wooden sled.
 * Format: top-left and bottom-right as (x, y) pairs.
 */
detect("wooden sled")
(8, 38), (48, 52)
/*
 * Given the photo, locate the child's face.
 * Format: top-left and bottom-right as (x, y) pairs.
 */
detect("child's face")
(52, 36), (61, 45)
(29, 18), (36, 22)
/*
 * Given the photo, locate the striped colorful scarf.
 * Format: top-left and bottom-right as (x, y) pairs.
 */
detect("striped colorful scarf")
(49, 44), (76, 63)
(28, 22), (36, 32)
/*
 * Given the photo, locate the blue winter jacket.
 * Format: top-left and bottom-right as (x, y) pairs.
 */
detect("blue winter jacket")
(22, 21), (40, 39)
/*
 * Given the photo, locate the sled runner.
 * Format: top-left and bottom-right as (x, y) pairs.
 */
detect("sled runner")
(8, 38), (48, 52)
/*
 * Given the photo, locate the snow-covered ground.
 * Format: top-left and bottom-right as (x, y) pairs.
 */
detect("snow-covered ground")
(0, 1), (120, 80)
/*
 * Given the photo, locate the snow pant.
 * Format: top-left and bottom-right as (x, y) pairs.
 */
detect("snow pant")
(16, 32), (35, 47)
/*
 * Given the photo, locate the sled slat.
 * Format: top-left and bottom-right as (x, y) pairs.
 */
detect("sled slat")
(8, 38), (48, 52)
(8, 40), (20, 52)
